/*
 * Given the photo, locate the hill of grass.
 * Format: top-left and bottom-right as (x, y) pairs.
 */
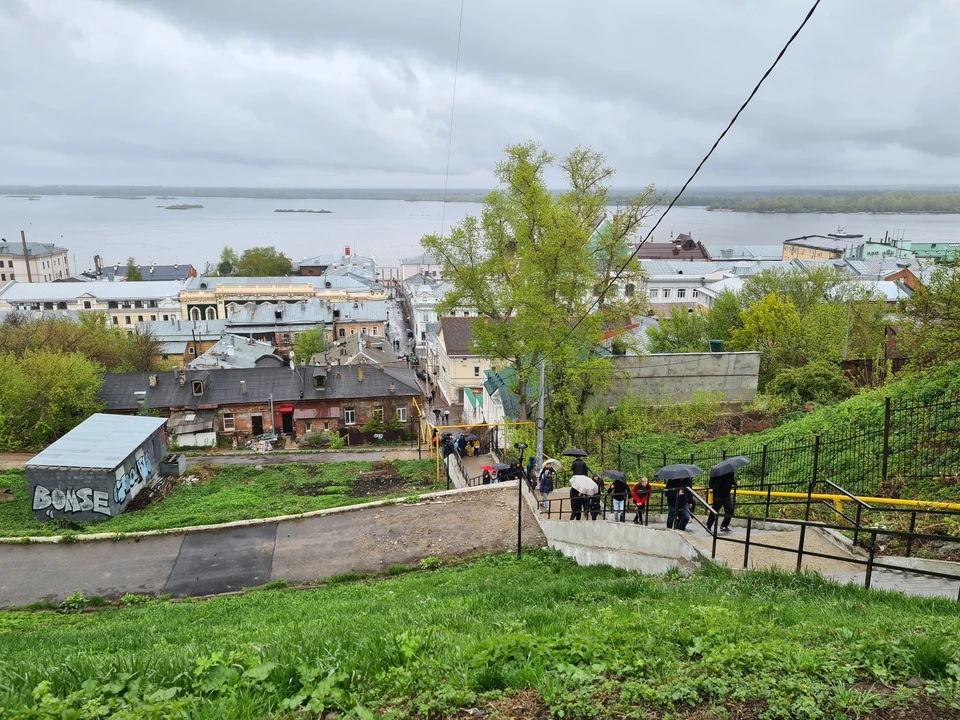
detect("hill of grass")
(619, 364), (960, 499)
(2, 551), (959, 719)
(0, 460), (441, 538)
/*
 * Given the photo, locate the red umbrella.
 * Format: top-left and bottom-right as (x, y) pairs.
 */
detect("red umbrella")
(481, 465), (493, 472)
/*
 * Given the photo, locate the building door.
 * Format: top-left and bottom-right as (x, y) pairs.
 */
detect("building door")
(251, 414), (264, 435)
(281, 412), (294, 435)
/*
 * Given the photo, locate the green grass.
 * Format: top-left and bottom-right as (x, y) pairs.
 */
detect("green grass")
(1, 551), (959, 719)
(0, 460), (443, 538)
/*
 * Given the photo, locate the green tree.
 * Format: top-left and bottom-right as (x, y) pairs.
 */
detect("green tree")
(898, 261), (960, 370)
(235, 246), (293, 276)
(293, 329), (329, 361)
(766, 361), (855, 404)
(218, 246), (239, 276)
(421, 142), (656, 442)
(125, 257), (143, 282)
(645, 307), (708, 353)
(728, 293), (804, 387)
(0, 351), (105, 451)
(705, 289), (744, 342)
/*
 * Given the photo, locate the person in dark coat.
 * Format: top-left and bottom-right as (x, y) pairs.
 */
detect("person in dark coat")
(607, 476), (630, 522)
(538, 465), (556, 514)
(569, 486), (583, 521)
(664, 477), (681, 529)
(481, 469), (492, 485)
(588, 474), (604, 520)
(571, 456), (589, 477)
(706, 471), (739, 533)
(673, 480), (694, 531)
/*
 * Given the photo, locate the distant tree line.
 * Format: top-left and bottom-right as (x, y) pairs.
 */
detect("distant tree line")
(700, 193), (960, 214)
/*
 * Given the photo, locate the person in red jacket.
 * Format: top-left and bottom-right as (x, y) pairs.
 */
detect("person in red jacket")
(631, 476), (652, 525)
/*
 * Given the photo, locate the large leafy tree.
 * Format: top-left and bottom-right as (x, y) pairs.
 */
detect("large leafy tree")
(294, 329), (329, 361)
(235, 246), (293, 276)
(218, 246), (239, 276)
(0, 351), (105, 451)
(898, 261), (960, 370)
(645, 307), (709, 353)
(421, 142), (656, 442)
(728, 293), (804, 386)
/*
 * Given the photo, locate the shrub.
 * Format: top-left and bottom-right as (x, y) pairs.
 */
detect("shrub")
(767, 361), (855, 404)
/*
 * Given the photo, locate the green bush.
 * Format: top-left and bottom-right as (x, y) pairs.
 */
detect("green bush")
(767, 361), (855, 404)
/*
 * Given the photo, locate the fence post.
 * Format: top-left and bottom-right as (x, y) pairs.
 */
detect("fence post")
(760, 444), (768, 491)
(881, 396), (892, 484)
(865, 530), (877, 590)
(722, 448), (727, 461)
(906, 511), (917, 557)
(796, 524), (806, 572)
(806, 435), (821, 522)
(662, 451), (667, 468)
(743, 517), (752, 569)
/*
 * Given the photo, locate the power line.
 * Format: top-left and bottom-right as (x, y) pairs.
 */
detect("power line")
(540, 0), (823, 367)
(439, 0), (466, 238)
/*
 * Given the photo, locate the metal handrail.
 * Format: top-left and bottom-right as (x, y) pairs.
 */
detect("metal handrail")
(822, 478), (873, 510)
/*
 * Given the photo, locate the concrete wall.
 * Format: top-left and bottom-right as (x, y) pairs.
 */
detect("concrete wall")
(29, 429), (166, 523)
(588, 352), (760, 407)
(522, 486), (705, 575)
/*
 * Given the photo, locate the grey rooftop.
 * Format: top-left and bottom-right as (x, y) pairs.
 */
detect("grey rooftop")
(25, 414), (167, 470)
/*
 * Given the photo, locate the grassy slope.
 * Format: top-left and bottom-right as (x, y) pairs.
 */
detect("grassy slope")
(0, 460), (441, 537)
(620, 364), (960, 499)
(1, 552), (959, 719)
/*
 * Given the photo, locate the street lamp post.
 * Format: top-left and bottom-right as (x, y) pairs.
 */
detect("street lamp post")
(514, 442), (528, 559)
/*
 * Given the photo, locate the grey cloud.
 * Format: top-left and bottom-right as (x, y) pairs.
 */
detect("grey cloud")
(1, 0), (958, 186)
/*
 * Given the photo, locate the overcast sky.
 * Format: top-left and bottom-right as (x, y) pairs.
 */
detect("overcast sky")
(1, 0), (958, 188)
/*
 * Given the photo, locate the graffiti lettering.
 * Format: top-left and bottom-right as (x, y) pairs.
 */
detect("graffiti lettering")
(114, 449), (154, 504)
(33, 485), (111, 518)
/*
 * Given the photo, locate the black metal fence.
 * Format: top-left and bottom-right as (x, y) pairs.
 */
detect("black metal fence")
(611, 395), (960, 497)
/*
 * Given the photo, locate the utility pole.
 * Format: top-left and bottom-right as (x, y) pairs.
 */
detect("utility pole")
(535, 358), (546, 470)
(21, 231), (32, 283)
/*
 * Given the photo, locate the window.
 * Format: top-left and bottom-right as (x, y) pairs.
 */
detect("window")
(162, 314), (169, 321)
(344, 407), (356, 426)
(150, 315), (156, 321)
(148, 300), (157, 308)
(372, 327), (378, 336)
(135, 301), (143, 308)
(372, 406), (383, 422)
(188, 346), (196, 355)
(222, 413), (235, 431)
(8, 273), (13, 280)
(396, 406), (407, 422)
(692, 289), (699, 298)
(6, 261), (11, 268)
(662, 289), (671, 299)
(338, 328), (346, 338)
(190, 308), (201, 321)
(361, 327), (367, 335)
(323, 421), (330, 431)
(112, 317), (118, 325)
(44, 302), (53, 310)
(205, 307), (217, 320)
(137, 315), (144, 322)
(677, 289), (687, 299)
(191, 379), (204, 396)
(125, 316), (131, 325)
(304, 421), (312, 432)
(0, 274), (4, 281)
(58, 302), (67, 309)
(649, 288), (659, 298)
(108, 301), (118, 309)
(83, 300), (91, 309)
(474, 366), (480, 377)
(626, 284), (635, 297)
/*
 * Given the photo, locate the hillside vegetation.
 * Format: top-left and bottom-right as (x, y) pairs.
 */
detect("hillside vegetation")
(2, 552), (959, 719)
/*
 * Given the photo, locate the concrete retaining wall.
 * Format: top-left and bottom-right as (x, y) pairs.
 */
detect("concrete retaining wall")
(523, 486), (705, 574)
(588, 352), (761, 407)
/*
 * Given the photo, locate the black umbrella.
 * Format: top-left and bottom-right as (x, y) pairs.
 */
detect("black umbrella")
(710, 456), (751, 477)
(462, 434), (479, 442)
(602, 470), (627, 482)
(561, 448), (588, 457)
(493, 463), (512, 471)
(654, 464), (703, 480)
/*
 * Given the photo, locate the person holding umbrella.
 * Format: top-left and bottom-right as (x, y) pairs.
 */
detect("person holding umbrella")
(569, 473), (599, 520)
(562, 449), (590, 478)
(707, 456), (749, 533)
(603, 470), (630, 523)
(655, 464), (702, 531)
(589, 474), (604, 520)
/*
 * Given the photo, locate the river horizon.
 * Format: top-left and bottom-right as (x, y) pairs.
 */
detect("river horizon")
(3, 194), (957, 274)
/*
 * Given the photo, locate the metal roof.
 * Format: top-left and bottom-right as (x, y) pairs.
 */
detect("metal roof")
(26, 414), (167, 470)
(400, 253), (438, 265)
(639, 260), (724, 276)
(0, 280), (184, 302)
(0, 240), (68, 257)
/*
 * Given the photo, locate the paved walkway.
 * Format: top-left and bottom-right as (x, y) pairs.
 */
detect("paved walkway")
(0, 486), (545, 606)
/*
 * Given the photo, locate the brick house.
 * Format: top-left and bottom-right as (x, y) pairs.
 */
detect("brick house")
(100, 364), (422, 444)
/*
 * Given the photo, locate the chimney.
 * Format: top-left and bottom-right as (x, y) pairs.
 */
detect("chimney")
(149, 266), (154, 274)
(357, 366), (363, 383)
(173, 366), (180, 381)
(344, 246), (351, 256)
(149, 373), (158, 387)
(389, 381), (396, 393)
(240, 380), (247, 395)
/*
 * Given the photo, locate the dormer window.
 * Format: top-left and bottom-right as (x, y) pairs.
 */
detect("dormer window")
(192, 379), (204, 396)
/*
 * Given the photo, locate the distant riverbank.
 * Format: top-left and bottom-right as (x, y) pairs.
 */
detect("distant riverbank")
(274, 208), (333, 214)
(704, 192), (960, 214)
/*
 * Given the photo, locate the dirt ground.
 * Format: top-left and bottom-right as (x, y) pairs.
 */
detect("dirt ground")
(0, 453), (33, 470)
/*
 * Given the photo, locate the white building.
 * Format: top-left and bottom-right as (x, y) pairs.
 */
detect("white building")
(401, 272), (473, 359)
(0, 238), (69, 283)
(0, 280), (184, 327)
(400, 253), (442, 281)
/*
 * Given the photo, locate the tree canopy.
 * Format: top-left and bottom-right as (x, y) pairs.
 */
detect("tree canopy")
(898, 261), (960, 370)
(125, 257), (143, 282)
(293, 329), (329, 361)
(421, 142), (656, 446)
(218, 246), (238, 276)
(234, 246), (293, 276)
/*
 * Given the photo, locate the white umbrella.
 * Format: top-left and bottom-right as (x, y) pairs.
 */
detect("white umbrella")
(541, 458), (562, 469)
(570, 474), (599, 496)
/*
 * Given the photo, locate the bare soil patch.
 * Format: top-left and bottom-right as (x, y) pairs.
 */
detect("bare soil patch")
(350, 460), (418, 498)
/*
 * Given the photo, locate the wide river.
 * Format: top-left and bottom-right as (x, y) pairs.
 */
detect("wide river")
(3, 194), (958, 273)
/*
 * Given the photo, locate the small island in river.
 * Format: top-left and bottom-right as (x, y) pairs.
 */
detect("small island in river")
(155, 196), (178, 200)
(164, 204), (204, 210)
(274, 208), (333, 214)
(94, 195), (147, 200)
